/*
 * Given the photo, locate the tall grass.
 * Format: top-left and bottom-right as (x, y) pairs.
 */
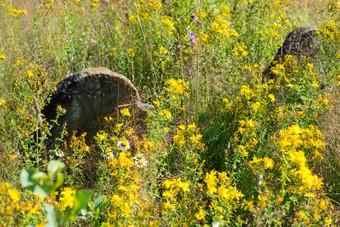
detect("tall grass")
(0, 0), (339, 226)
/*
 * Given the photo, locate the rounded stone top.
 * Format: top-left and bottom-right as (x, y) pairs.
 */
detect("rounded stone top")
(263, 26), (320, 81)
(274, 26), (319, 61)
(41, 67), (151, 143)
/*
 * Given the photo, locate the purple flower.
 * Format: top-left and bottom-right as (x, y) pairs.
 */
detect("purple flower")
(227, 21), (232, 24)
(191, 14), (197, 21)
(190, 32), (196, 44)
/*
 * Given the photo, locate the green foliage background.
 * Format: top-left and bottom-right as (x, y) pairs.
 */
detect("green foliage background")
(0, 0), (339, 226)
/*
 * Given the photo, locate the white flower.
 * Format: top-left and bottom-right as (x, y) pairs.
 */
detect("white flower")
(55, 150), (65, 157)
(133, 153), (144, 162)
(117, 141), (130, 150)
(135, 157), (147, 168)
(104, 152), (114, 160)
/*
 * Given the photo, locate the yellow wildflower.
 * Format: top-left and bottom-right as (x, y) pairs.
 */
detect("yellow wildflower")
(163, 179), (173, 188)
(289, 150), (306, 168)
(161, 16), (175, 35)
(205, 170), (218, 194)
(0, 51), (5, 59)
(26, 70), (34, 77)
(165, 78), (189, 96)
(111, 194), (122, 207)
(120, 108), (131, 117)
(159, 109), (172, 120)
(190, 134), (203, 144)
(268, 94), (275, 103)
(195, 208), (206, 221)
(0, 98), (6, 106)
(8, 189), (20, 201)
(163, 189), (176, 198)
(121, 202), (132, 217)
(162, 202), (176, 209)
(312, 81), (320, 89)
(96, 131), (108, 141)
(176, 178), (190, 192)
(263, 157), (274, 169)
(298, 210), (308, 220)
(60, 187), (76, 210)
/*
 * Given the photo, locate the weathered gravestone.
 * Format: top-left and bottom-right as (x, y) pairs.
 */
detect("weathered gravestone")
(262, 26), (320, 81)
(41, 67), (153, 149)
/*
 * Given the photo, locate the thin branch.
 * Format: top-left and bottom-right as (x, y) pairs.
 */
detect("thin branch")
(177, 6), (197, 21)
(33, 96), (47, 162)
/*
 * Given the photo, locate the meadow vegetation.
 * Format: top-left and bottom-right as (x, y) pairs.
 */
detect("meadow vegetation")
(0, 0), (339, 226)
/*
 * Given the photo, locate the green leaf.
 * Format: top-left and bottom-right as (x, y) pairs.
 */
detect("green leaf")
(52, 172), (64, 192)
(93, 219), (100, 227)
(213, 219), (223, 227)
(32, 172), (48, 181)
(20, 169), (48, 197)
(88, 202), (94, 211)
(65, 190), (92, 222)
(73, 190), (92, 213)
(45, 205), (58, 227)
(64, 209), (75, 222)
(80, 208), (88, 216)
(47, 160), (65, 179)
(93, 195), (108, 212)
(20, 169), (36, 188)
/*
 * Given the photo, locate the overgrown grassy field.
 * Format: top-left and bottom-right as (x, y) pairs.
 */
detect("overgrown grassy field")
(0, 0), (339, 226)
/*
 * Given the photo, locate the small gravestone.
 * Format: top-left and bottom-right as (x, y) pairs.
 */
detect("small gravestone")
(262, 26), (320, 81)
(41, 67), (153, 148)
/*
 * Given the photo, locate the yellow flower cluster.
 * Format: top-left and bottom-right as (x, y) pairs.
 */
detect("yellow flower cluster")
(1, 2), (27, 17)
(154, 46), (171, 62)
(279, 124), (326, 161)
(129, 0), (162, 24)
(232, 43), (248, 57)
(108, 151), (134, 170)
(173, 123), (204, 149)
(161, 16), (175, 35)
(326, 0), (340, 13)
(0, 183), (42, 225)
(94, 122), (156, 225)
(205, 4), (239, 42)
(204, 170), (218, 194)
(120, 108), (131, 118)
(204, 170), (243, 200)
(96, 131), (108, 142)
(219, 41), (338, 223)
(0, 98), (6, 106)
(319, 20), (340, 43)
(278, 125), (324, 190)
(36, 0), (59, 14)
(222, 98), (233, 110)
(109, 180), (142, 218)
(249, 156), (274, 174)
(67, 133), (90, 161)
(158, 109), (172, 120)
(147, 0), (162, 10)
(91, 0), (100, 8)
(156, 78), (190, 112)
(257, 3), (292, 44)
(162, 177), (190, 208)
(105, 149), (150, 224)
(165, 78), (189, 96)
(204, 171), (244, 223)
(59, 187), (76, 210)
(240, 84), (256, 100)
(0, 50), (5, 59)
